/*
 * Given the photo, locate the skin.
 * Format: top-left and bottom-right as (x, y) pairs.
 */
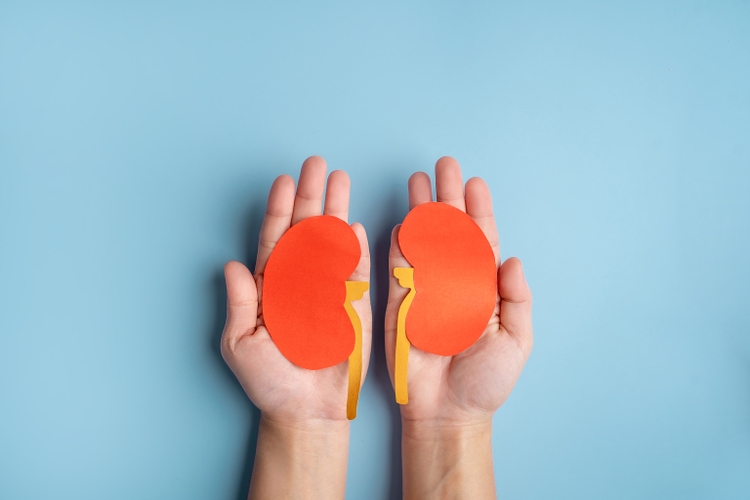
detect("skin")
(385, 156), (534, 500)
(221, 155), (533, 500)
(221, 156), (371, 500)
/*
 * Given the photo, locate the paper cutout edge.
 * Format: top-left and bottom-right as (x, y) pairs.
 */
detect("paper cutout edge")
(393, 267), (415, 405)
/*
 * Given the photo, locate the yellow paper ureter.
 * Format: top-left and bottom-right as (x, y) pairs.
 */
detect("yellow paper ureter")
(393, 267), (416, 405)
(344, 281), (369, 420)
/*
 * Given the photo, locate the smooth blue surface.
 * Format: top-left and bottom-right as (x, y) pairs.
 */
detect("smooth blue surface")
(2, 1), (749, 498)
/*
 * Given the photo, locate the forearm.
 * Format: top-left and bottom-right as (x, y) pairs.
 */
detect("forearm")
(248, 415), (350, 500)
(401, 419), (495, 500)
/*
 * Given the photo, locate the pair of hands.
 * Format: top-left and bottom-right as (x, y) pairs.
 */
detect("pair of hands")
(220, 155), (533, 432)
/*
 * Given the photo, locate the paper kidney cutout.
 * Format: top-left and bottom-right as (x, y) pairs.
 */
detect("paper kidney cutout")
(394, 202), (497, 404)
(262, 215), (368, 419)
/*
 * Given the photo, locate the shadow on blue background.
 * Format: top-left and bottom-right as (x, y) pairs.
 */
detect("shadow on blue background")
(207, 194), (261, 500)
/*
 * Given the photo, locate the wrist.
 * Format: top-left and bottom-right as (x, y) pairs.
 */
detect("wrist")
(261, 412), (350, 435)
(402, 412), (492, 432)
(401, 417), (495, 500)
(248, 414), (350, 500)
(258, 412), (350, 465)
(401, 416), (492, 451)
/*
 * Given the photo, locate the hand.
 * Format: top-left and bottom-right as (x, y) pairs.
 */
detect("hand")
(385, 156), (533, 426)
(222, 156), (371, 499)
(386, 157), (533, 499)
(221, 156), (372, 425)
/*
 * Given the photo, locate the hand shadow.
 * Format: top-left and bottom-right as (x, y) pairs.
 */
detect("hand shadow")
(208, 177), (268, 500)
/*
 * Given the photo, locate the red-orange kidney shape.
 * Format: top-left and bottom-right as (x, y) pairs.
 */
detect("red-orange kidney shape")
(398, 202), (497, 356)
(262, 215), (361, 369)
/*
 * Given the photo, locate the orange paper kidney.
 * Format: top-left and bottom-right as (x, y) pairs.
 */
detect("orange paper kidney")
(394, 202), (497, 404)
(263, 215), (362, 370)
(399, 202), (497, 355)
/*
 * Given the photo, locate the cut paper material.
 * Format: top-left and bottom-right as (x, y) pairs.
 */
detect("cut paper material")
(393, 267), (415, 405)
(263, 215), (368, 420)
(394, 202), (497, 404)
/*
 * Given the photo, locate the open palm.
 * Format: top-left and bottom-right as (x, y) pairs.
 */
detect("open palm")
(221, 156), (371, 424)
(385, 157), (533, 425)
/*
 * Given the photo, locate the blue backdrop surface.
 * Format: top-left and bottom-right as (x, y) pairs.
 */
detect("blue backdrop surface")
(1, 1), (749, 499)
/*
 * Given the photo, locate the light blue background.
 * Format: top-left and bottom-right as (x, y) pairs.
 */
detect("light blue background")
(1, 1), (749, 498)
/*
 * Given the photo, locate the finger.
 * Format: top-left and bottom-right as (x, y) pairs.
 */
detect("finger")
(348, 222), (370, 283)
(498, 257), (533, 355)
(222, 261), (259, 351)
(408, 171), (433, 209)
(291, 155), (327, 225)
(323, 170), (350, 222)
(465, 177), (500, 266)
(384, 225), (410, 380)
(255, 175), (295, 274)
(435, 156), (466, 211)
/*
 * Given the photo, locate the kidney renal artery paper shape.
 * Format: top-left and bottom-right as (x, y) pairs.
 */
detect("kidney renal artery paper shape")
(262, 215), (368, 420)
(394, 202), (497, 404)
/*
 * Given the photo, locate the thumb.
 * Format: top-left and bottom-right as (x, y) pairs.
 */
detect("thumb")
(498, 257), (533, 356)
(222, 260), (259, 351)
